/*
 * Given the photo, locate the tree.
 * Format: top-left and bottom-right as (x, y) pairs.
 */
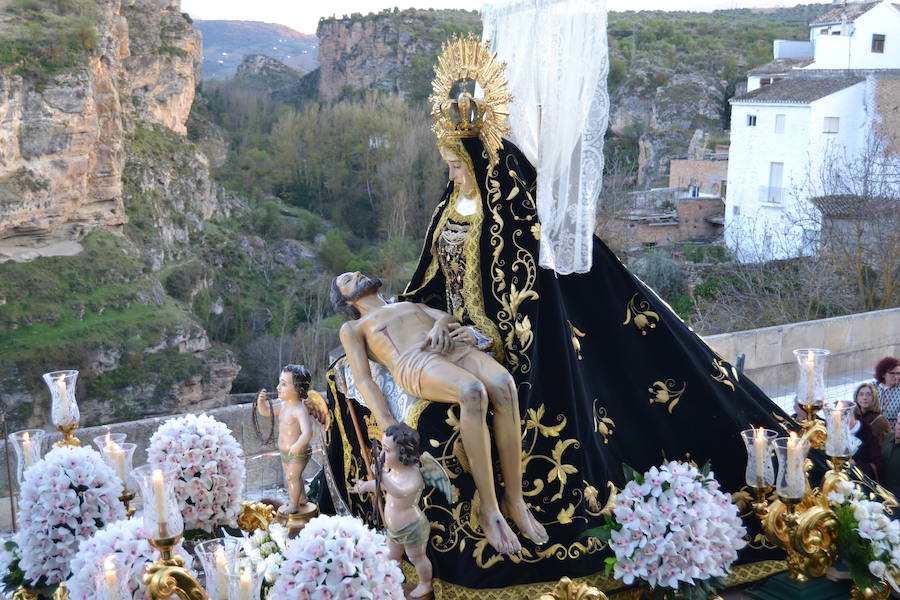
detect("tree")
(809, 135), (900, 311)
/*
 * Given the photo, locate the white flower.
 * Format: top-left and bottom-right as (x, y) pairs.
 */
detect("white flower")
(605, 461), (746, 591)
(67, 518), (190, 600)
(270, 515), (404, 600)
(147, 413), (245, 532)
(14, 447), (125, 585)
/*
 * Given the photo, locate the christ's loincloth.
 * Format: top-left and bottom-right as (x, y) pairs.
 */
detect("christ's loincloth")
(386, 513), (430, 547)
(393, 343), (474, 398)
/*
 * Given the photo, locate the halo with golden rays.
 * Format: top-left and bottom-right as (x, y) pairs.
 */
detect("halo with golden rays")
(429, 33), (513, 167)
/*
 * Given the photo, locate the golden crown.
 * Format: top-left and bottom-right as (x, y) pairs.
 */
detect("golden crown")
(429, 34), (512, 167)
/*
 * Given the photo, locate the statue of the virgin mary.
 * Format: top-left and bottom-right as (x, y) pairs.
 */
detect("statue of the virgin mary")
(323, 5), (795, 596)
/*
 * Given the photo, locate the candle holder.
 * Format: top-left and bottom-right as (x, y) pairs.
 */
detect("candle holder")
(100, 442), (136, 517)
(92, 432), (126, 453)
(132, 465), (183, 540)
(43, 370), (81, 447)
(824, 401), (856, 458)
(134, 464), (211, 600)
(793, 348), (829, 413)
(95, 554), (129, 600)
(740, 428), (777, 489)
(227, 566), (263, 600)
(9, 429), (45, 484)
(195, 538), (241, 600)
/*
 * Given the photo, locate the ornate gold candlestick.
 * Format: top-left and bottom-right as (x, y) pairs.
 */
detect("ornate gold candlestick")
(52, 424), (81, 448)
(144, 535), (210, 600)
(120, 490), (136, 518)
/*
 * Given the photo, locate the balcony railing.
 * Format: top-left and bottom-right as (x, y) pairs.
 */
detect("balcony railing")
(759, 186), (785, 204)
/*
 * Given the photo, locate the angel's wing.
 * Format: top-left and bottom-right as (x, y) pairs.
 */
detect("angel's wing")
(304, 390), (331, 430)
(419, 451), (454, 505)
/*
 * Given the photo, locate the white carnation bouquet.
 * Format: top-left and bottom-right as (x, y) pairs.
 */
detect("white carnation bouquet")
(269, 514), (404, 600)
(67, 517), (190, 600)
(584, 461), (746, 600)
(15, 446), (126, 586)
(239, 523), (290, 599)
(147, 413), (246, 532)
(828, 479), (900, 593)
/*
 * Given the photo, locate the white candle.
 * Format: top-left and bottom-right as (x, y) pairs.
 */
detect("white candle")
(214, 548), (228, 597)
(22, 432), (33, 468)
(239, 568), (252, 600)
(828, 400), (848, 457)
(108, 440), (126, 482)
(786, 432), (802, 497)
(103, 555), (117, 600)
(753, 427), (766, 484)
(56, 374), (70, 424)
(804, 349), (816, 405)
(152, 469), (167, 535)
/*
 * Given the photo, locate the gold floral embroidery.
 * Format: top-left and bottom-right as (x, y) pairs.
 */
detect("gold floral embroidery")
(592, 399), (615, 443)
(648, 379), (687, 413)
(711, 357), (737, 392)
(623, 293), (659, 335)
(584, 484), (601, 512)
(531, 222), (541, 240)
(568, 320), (586, 360)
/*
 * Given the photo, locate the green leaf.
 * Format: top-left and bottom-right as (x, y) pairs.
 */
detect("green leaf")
(604, 556), (617, 576)
(622, 463), (644, 485)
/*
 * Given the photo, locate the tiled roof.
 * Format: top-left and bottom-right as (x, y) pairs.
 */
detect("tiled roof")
(812, 194), (900, 217)
(747, 58), (814, 76)
(810, 2), (879, 25)
(731, 77), (863, 104)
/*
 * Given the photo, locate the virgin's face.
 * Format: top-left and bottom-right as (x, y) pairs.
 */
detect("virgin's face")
(856, 386), (874, 409)
(439, 148), (475, 195)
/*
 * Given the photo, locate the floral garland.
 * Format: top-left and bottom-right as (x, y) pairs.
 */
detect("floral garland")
(15, 446), (125, 586)
(67, 517), (190, 600)
(239, 523), (289, 599)
(584, 461), (746, 600)
(269, 514), (404, 600)
(147, 413), (245, 532)
(828, 479), (900, 592)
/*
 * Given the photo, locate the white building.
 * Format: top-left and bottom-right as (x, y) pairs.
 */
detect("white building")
(725, 0), (900, 261)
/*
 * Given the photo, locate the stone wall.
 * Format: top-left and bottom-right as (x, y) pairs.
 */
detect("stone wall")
(706, 307), (900, 396)
(874, 75), (900, 153)
(668, 159), (728, 195)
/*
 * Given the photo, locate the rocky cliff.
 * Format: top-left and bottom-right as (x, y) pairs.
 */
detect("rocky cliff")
(0, 0), (200, 255)
(0, 0), (241, 429)
(316, 8), (480, 102)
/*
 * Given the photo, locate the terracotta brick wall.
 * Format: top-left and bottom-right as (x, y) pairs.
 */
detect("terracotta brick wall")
(668, 160), (729, 195)
(874, 77), (900, 154)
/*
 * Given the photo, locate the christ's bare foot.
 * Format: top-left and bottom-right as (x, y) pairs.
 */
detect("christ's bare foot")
(502, 497), (549, 545)
(479, 508), (521, 554)
(409, 583), (433, 599)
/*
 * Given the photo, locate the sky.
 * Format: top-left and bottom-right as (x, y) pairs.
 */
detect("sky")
(180, 0), (825, 35)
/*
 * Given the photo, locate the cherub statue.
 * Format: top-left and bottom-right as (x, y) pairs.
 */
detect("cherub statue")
(349, 423), (452, 600)
(256, 364), (329, 515)
(332, 271), (549, 553)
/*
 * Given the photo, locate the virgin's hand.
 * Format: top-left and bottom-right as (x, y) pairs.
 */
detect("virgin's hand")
(348, 479), (362, 495)
(449, 324), (477, 346)
(424, 318), (452, 353)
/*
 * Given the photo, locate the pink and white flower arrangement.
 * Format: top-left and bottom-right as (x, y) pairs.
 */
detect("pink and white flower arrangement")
(828, 479), (900, 592)
(67, 517), (190, 600)
(15, 446), (126, 586)
(584, 461), (746, 599)
(147, 413), (245, 532)
(240, 523), (290, 598)
(269, 514), (404, 600)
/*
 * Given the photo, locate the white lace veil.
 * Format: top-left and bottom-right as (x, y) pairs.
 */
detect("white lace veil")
(481, 0), (609, 274)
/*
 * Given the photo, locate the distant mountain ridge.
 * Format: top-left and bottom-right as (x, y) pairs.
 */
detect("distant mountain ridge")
(193, 19), (319, 80)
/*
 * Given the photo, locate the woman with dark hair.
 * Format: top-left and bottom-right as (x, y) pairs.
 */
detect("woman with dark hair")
(875, 357), (900, 424)
(855, 382), (890, 445)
